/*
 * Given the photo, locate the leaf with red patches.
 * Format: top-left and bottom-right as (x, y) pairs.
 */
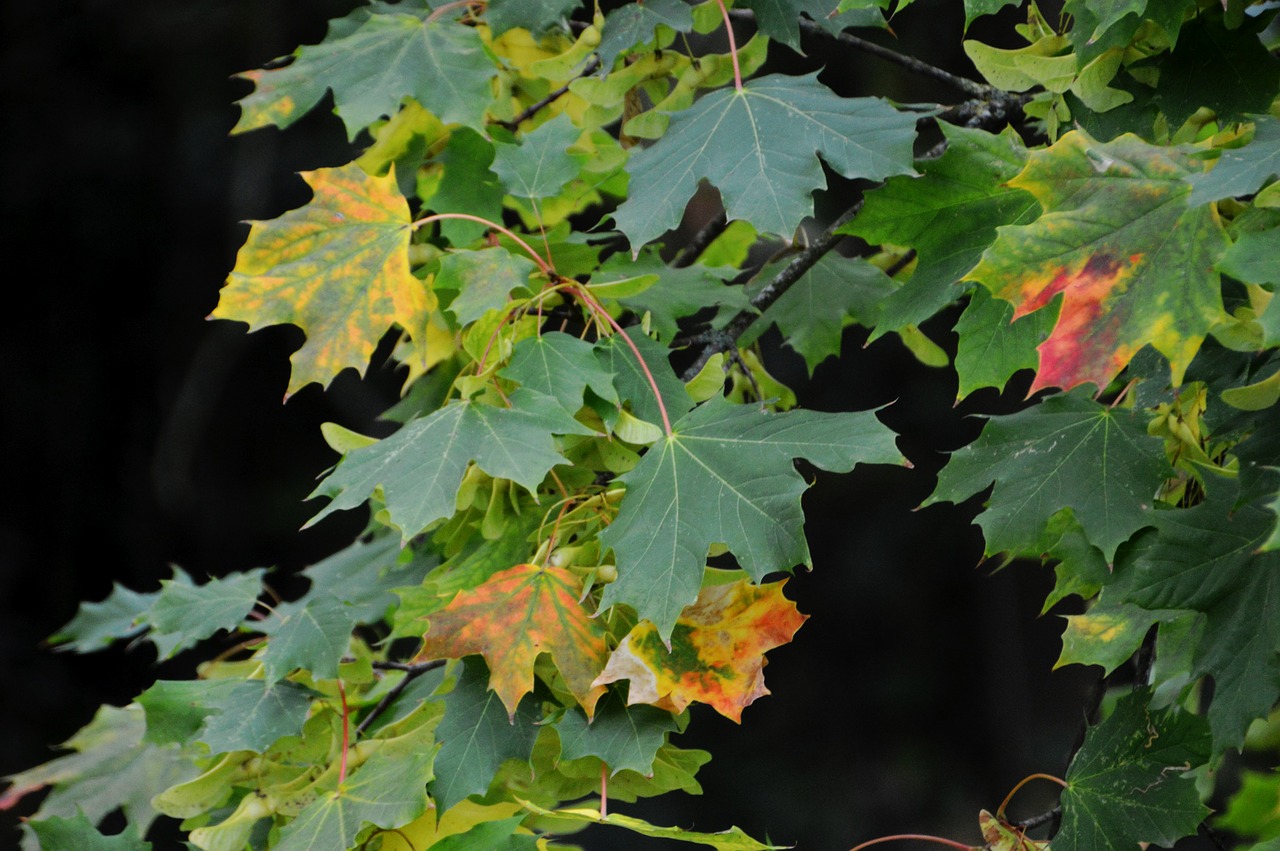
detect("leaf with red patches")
(966, 131), (1228, 393)
(416, 564), (609, 719)
(592, 578), (806, 723)
(214, 164), (433, 395)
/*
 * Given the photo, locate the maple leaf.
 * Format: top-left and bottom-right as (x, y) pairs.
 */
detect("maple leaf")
(214, 164), (431, 395)
(491, 113), (584, 200)
(614, 72), (917, 249)
(435, 247), (537, 327)
(926, 391), (1167, 561)
(308, 390), (594, 540)
(842, 123), (1038, 340)
(416, 563), (610, 718)
(502, 331), (620, 413)
(966, 131), (1228, 393)
(598, 0), (694, 69)
(1106, 488), (1280, 747)
(594, 578), (806, 722)
(554, 691), (678, 777)
(953, 287), (1056, 398)
(25, 812), (151, 851)
(233, 13), (493, 139)
(138, 679), (317, 754)
(259, 594), (355, 683)
(1, 706), (188, 841)
(600, 397), (901, 637)
(1056, 690), (1210, 851)
(1188, 115), (1280, 206)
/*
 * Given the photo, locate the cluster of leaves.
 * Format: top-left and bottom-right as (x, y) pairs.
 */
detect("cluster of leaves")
(8, 0), (1280, 849)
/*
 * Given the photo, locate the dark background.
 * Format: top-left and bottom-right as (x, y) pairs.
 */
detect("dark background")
(0, 2), (1097, 849)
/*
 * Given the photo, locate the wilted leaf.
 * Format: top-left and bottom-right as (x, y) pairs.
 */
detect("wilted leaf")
(416, 563), (610, 717)
(967, 131), (1227, 392)
(215, 164), (430, 395)
(595, 578), (806, 722)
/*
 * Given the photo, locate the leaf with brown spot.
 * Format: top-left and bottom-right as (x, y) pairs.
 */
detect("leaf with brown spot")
(416, 563), (609, 719)
(592, 578), (807, 723)
(214, 164), (432, 395)
(966, 131), (1228, 393)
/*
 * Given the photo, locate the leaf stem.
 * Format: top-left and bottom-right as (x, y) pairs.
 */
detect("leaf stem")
(412, 213), (555, 277)
(849, 834), (977, 851)
(600, 761), (609, 818)
(996, 773), (1069, 819)
(714, 0), (744, 93)
(337, 680), (350, 784)
(572, 285), (673, 436)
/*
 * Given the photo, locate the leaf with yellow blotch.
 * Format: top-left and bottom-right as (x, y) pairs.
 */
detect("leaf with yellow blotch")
(965, 131), (1228, 393)
(417, 563), (610, 719)
(593, 578), (806, 723)
(214, 164), (431, 396)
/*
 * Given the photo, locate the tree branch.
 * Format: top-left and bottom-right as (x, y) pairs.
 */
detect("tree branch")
(679, 201), (862, 380)
(494, 55), (603, 132)
(355, 659), (447, 737)
(674, 211), (729, 268)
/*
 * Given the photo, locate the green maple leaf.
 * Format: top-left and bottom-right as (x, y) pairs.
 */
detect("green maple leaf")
(1, 706), (188, 842)
(233, 13), (493, 139)
(842, 124), (1039, 340)
(308, 390), (594, 540)
(600, 397), (902, 637)
(953, 287), (1057, 398)
(50, 582), (157, 653)
(491, 113), (584, 200)
(740, 0), (886, 49)
(614, 72), (917, 249)
(214, 164), (431, 395)
(1056, 690), (1210, 851)
(436, 247), (537, 326)
(595, 328), (694, 427)
(502, 331), (620, 413)
(147, 566), (266, 658)
(554, 690), (678, 777)
(25, 812), (150, 851)
(274, 743), (434, 851)
(966, 131), (1228, 393)
(1107, 489), (1280, 747)
(1188, 116), (1280, 206)
(926, 391), (1168, 561)
(138, 679), (317, 754)
(599, 0), (694, 69)
(260, 594), (356, 683)
(741, 254), (896, 373)
(423, 128), (507, 245)
(432, 660), (540, 810)
(1217, 226), (1280, 287)
(299, 532), (434, 624)
(964, 0), (1021, 30)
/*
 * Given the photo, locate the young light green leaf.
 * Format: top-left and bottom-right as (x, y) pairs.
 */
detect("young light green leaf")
(600, 397), (903, 637)
(1056, 690), (1211, 851)
(614, 72), (917, 249)
(925, 391), (1168, 560)
(234, 14), (494, 139)
(308, 391), (595, 541)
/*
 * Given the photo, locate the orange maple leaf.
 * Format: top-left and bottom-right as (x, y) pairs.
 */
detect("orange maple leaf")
(592, 578), (807, 723)
(416, 564), (609, 719)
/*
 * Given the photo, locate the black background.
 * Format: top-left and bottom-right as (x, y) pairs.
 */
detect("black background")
(0, 2), (1098, 849)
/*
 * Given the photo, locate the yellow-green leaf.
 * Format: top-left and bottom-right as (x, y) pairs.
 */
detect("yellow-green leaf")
(214, 164), (432, 395)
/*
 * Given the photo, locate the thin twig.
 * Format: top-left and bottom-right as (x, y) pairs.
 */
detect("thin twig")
(680, 202), (862, 380)
(674, 211), (729, 268)
(726, 10), (990, 98)
(494, 56), (603, 132)
(1015, 807), (1061, 833)
(356, 659), (447, 737)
